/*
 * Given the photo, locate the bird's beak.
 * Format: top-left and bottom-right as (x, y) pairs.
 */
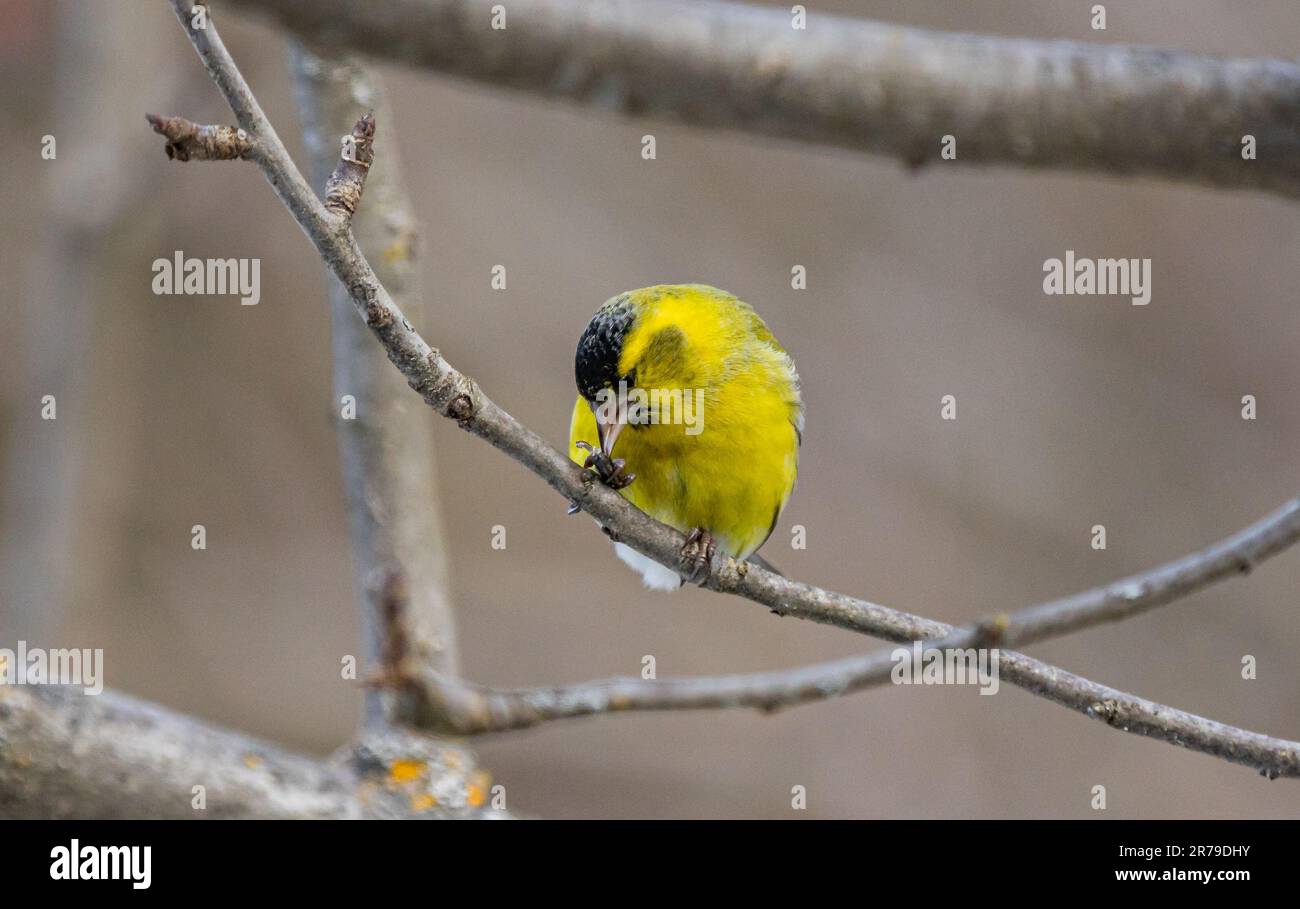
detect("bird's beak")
(593, 395), (627, 457)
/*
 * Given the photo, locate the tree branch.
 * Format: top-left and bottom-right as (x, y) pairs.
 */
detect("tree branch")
(0, 685), (356, 819)
(288, 43), (461, 728)
(149, 0), (1300, 779)
(398, 660), (1300, 779)
(386, 503), (1300, 779)
(0, 684), (504, 818)
(224, 0), (1300, 199)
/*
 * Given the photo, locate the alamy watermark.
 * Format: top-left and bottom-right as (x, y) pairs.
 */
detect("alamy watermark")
(152, 250), (261, 305)
(50, 840), (150, 889)
(1043, 250), (1151, 305)
(890, 642), (1000, 695)
(0, 641), (103, 695)
(593, 378), (705, 435)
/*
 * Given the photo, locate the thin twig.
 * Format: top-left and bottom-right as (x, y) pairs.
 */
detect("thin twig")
(151, 0), (1300, 777)
(389, 505), (1300, 779)
(144, 113), (254, 160)
(225, 0), (1300, 199)
(394, 496), (1300, 724)
(397, 661), (1300, 779)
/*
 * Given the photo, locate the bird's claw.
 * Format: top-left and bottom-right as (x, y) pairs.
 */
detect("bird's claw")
(679, 527), (716, 586)
(576, 440), (636, 490)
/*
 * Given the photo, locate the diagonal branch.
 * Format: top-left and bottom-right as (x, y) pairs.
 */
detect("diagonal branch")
(149, 3), (932, 647)
(150, 0), (1300, 778)
(224, 0), (1300, 199)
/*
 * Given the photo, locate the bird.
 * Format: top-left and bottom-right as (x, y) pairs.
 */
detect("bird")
(568, 284), (802, 590)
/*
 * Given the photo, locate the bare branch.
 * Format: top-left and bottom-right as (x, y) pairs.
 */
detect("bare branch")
(151, 0), (1300, 777)
(1001, 655), (1300, 780)
(385, 503), (1300, 779)
(0, 685), (356, 818)
(0, 684), (504, 818)
(163, 1), (341, 248)
(289, 45), (460, 727)
(224, 0), (1300, 199)
(398, 661), (1300, 779)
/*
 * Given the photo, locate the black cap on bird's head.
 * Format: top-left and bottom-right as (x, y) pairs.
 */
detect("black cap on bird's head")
(575, 293), (639, 457)
(575, 293), (637, 403)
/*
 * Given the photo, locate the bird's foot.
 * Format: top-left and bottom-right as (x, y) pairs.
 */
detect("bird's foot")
(679, 527), (716, 586)
(575, 440), (636, 490)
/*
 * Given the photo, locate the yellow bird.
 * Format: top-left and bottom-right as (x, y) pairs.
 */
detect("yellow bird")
(568, 284), (802, 589)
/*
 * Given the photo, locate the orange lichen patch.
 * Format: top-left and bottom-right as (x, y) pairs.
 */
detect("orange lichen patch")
(466, 784), (486, 808)
(410, 793), (436, 812)
(242, 753), (263, 769)
(467, 769), (493, 807)
(388, 759), (426, 785)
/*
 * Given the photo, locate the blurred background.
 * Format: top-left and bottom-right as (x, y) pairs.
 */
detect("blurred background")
(1, 0), (1297, 818)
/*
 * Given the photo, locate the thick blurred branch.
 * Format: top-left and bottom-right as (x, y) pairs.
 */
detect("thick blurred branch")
(289, 45), (460, 728)
(225, 0), (1300, 199)
(0, 685), (500, 818)
(0, 685), (354, 819)
(142, 2), (1300, 781)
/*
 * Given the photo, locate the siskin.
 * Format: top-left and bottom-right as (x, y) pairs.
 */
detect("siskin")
(568, 284), (803, 589)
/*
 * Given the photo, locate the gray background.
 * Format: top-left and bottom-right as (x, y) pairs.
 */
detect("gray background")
(1, 0), (1297, 817)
